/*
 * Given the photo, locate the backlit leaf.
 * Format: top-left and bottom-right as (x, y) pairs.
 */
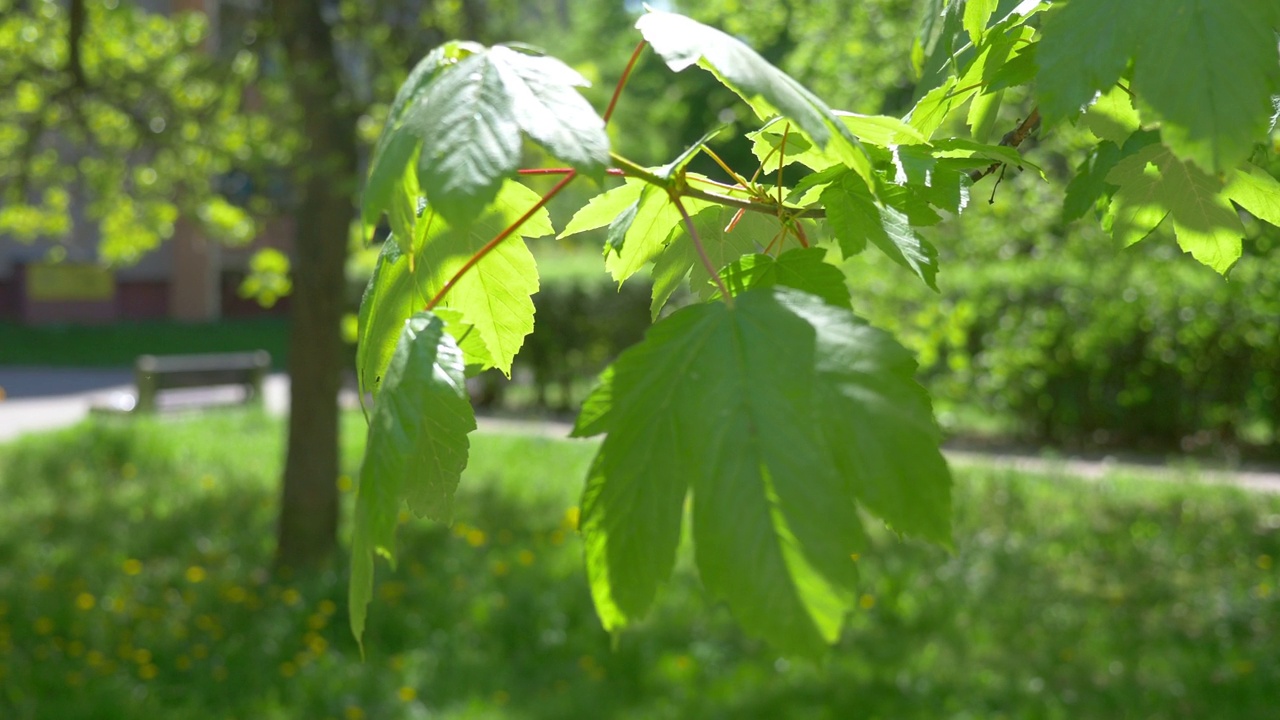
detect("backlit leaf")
(577, 287), (950, 655)
(350, 313), (475, 648)
(636, 11), (873, 184)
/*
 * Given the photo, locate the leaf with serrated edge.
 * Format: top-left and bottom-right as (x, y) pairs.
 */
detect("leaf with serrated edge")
(783, 292), (952, 544)
(1225, 163), (1280, 228)
(401, 46), (608, 227)
(1105, 143), (1245, 272)
(823, 172), (939, 290)
(560, 180), (646, 239)
(649, 206), (782, 314)
(1104, 144), (1171, 246)
(415, 181), (552, 374)
(1133, 0), (1278, 171)
(636, 11), (872, 185)
(350, 313), (475, 649)
(487, 46), (609, 180)
(1035, 0), (1136, 121)
(582, 290), (847, 654)
(718, 248), (852, 308)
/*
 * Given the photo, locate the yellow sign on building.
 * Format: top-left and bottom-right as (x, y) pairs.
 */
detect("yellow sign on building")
(26, 263), (116, 302)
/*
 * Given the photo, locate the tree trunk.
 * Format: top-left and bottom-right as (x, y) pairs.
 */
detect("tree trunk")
(272, 0), (358, 569)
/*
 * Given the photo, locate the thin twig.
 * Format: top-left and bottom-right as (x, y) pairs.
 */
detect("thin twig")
(610, 152), (826, 219)
(968, 107), (1040, 183)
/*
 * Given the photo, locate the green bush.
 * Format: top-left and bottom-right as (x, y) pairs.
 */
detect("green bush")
(847, 170), (1280, 452)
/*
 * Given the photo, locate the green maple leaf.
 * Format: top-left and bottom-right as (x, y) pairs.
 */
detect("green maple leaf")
(416, 182), (552, 374)
(1038, 0), (1280, 171)
(1105, 143), (1246, 272)
(636, 11), (873, 185)
(350, 312), (476, 649)
(1225, 162), (1280, 228)
(575, 287), (950, 656)
(822, 171), (940, 290)
(357, 181), (551, 385)
(364, 44), (608, 230)
(717, 248), (853, 309)
(649, 206), (782, 315)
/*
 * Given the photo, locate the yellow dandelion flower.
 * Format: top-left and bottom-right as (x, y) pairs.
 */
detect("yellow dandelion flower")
(65, 671), (84, 687)
(1258, 554), (1273, 571)
(336, 475), (353, 492)
(185, 566), (207, 584)
(281, 588), (301, 606)
(34, 574), (53, 591)
(67, 640), (84, 657)
(307, 613), (327, 630)
(175, 655), (191, 671)
(344, 705), (365, 720)
(397, 509), (411, 524)
(562, 506), (580, 530)
(192, 644), (209, 659)
(452, 522), (471, 538)
(122, 559), (143, 576)
(859, 594), (876, 610)
(75, 592), (96, 611)
(133, 648), (152, 665)
(199, 475), (216, 491)
(549, 529), (565, 546)
(491, 560), (510, 577)
(195, 615), (215, 631)
(397, 686), (416, 702)
(305, 632), (328, 655)
(466, 528), (487, 548)
(86, 650), (106, 667)
(138, 663), (158, 680)
(318, 599), (337, 616)
(225, 586), (248, 603)
(517, 550), (535, 567)
(34, 617), (54, 635)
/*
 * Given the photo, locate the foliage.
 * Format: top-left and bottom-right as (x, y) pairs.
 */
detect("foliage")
(354, 7), (1280, 654)
(0, 0), (282, 261)
(2, 414), (1279, 718)
(849, 168), (1280, 451)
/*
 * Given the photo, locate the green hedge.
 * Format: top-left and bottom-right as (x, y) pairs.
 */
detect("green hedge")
(847, 172), (1280, 452)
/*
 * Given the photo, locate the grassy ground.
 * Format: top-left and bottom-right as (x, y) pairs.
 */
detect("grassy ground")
(1, 411), (1277, 719)
(0, 318), (291, 368)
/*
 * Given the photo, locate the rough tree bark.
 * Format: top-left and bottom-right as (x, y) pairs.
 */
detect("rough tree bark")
(271, 0), (359, 568)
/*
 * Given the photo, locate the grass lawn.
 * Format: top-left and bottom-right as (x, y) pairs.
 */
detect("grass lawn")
(0, 411), (1277, 719)
(0, 318), (292, 368)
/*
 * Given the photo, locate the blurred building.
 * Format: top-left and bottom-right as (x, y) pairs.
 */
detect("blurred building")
(0, 0), (289, 325)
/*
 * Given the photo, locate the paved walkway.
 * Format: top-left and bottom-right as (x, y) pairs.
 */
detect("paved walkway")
(2, 367), (1278, 492)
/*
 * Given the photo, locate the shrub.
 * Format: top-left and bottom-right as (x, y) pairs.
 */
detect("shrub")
(849, 171), (1280, 453)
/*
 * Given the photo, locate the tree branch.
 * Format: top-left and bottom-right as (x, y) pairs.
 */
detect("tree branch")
(969, 107), (1041, 183)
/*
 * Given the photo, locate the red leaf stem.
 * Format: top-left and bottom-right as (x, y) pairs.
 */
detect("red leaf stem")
(425, 171), (578, 311)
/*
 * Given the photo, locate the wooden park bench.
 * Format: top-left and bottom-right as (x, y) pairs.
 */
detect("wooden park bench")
(133, 350), (271, 412)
